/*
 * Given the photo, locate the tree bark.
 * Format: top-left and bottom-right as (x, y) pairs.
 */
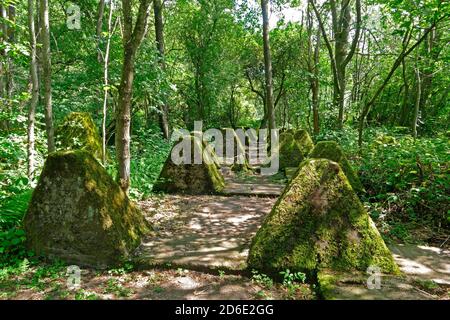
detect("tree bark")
(153, 0), (170, 139)
(6, 5), (15, 98)
(0, 5), (6, 98)
(102, 2), (116, 164)
(39, 0), (55, 153)
(412, 67), (421, 139)
(116, 0), (152, 193)
(306, 3), (321, 135)
(261, 0), (276, 131)
(27, 0), (39, 181)
(312, 28), (321, 135)
(96, 0), (106, 63)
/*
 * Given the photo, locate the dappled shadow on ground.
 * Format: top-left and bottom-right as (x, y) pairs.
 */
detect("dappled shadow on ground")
(220, 167), (286, 196)
(329, 275), (438, 300)
(389, 244), (450, 285)
(325, 245), (450, 300)
(136, 195), (275, 270)
(1, 266), (288, 300)
(129, 271), (262, 300)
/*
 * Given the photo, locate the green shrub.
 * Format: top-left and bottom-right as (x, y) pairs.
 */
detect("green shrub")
(129, 126), (172, 199)
(0, 190), (33, 264)
(0, 190), (32, 230)
(360, 133), (449, 230)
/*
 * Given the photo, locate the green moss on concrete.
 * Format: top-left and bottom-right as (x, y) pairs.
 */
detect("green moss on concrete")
(309, 141), (364, 193)
(317, 271), (339, 300)
(55, 112), (103, 161)
(278, 133), (305, 170)
(317, 269), (371, 300)
(293, 130), (314, 157)
(153, 135), (225, 194)
(276, 130), (314, 171)
(24, 150), (149, 268)
(247, 158), (399, 275)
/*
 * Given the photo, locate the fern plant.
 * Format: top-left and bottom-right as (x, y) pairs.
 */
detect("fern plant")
(0, 189), (32, 231)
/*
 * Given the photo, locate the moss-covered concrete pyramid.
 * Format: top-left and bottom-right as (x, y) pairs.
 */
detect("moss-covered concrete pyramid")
(248, 159), (398, 274)
(55, 112), (103, 160)
(309, 141), (364, 193)
(24, 150), (149, 268)
(293, 130), (314, 156)
(278, 132), (306, 170)
(153, 135), (225, 194)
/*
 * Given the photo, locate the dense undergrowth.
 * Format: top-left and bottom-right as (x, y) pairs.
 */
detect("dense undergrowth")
(318, 126), (449, 243)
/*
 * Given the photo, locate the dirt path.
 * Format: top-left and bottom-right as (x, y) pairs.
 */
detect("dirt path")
(133, 193), (449, 300)
(220, 167), (286, 196)
(389, 244), (450, 286)
(135, 195), (275, 271)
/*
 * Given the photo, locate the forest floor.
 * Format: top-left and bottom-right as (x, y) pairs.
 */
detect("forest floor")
(0, 191), (448, 300)
(0, 264), (312, 300)
(136, 194), (275, 270)
(0, 169), (448, 300)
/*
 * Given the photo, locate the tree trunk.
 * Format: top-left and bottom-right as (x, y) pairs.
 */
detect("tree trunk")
(116, 0), (152, 193)
(333, 0), (350, 128)
(412, 68), (421, 139)
(39, 0), (55, 153)
(0, 5), (6, 98)
(96, 0), (106, 63)
(6, 5), (15, 98)
(418, 28), (439, 120)
(312, 27), (321, 135)
(116, 49), (134, 192)
(153, 0), (170, 139)
(312, 0), (361, 129)
(102, 2), (115, 164)
(261, 0), (276, 131)
(27, 0), (39, 181)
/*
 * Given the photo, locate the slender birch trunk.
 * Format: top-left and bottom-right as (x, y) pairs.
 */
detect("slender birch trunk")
(27, 0), (39, 180)
(39, 0), (54, 153)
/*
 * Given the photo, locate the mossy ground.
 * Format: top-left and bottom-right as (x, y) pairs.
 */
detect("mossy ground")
(55, 112), (104, 161)
(247, 158), (399, 275)
(153, 135), (225, 194)
(309, 141), (364, 193)
(24, 150), (149, 268)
